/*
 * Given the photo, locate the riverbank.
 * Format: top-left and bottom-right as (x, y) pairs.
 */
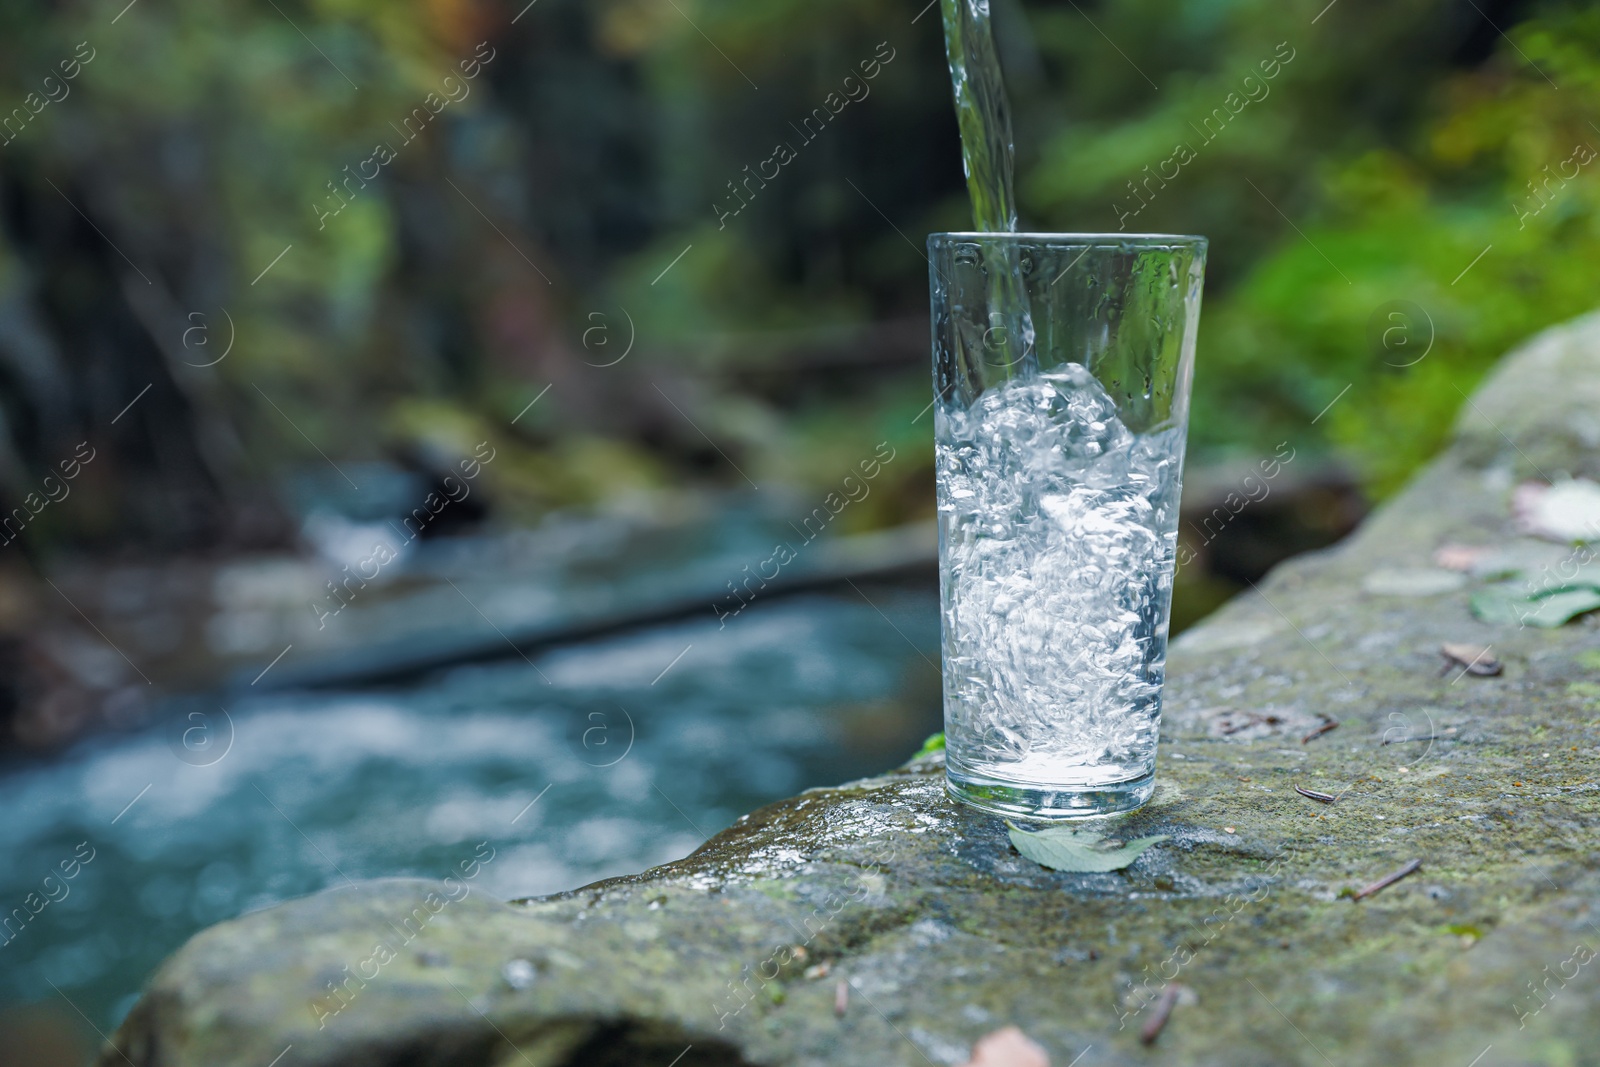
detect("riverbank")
(96, 313), (1600, 1064)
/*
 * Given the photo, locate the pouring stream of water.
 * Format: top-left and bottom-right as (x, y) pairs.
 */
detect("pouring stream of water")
(937, 0), (1036, 377)
(938, 0), (1018, 233)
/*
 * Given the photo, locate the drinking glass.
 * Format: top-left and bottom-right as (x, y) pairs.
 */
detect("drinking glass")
(931, 232), (1206, 819)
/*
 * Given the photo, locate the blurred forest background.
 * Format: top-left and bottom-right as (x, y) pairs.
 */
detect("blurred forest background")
(0, 0), (1596, 744)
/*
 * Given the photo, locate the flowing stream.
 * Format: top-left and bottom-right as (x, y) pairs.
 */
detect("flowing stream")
(0, 518), (939, 1041)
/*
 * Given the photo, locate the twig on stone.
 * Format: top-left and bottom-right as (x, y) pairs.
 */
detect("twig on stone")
(1294, 785), (1337, 804)
(1352, 858), (1422, 901)
(1302, 717), (1338, 744)
(1140, 983), (1184, 1045)
(1219, 712), (1283, 736)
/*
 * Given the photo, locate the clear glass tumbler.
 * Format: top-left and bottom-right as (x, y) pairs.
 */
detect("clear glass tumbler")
(931, 233), (1206, 820)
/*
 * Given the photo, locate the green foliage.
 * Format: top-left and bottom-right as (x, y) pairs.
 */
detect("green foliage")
(1198, 4), (1600, 494)
(1014, 0), (1600, 496)
(609, 0), (1600, 501)
(0, 0), (1594, 542)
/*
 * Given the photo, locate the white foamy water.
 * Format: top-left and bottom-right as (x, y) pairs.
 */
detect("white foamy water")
(937, 364), (1184, 789)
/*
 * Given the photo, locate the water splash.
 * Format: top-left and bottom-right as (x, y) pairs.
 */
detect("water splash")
(937, 367), (1183, 787)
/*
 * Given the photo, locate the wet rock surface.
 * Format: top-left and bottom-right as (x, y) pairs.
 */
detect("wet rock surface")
(104, 314), (1600, 1066)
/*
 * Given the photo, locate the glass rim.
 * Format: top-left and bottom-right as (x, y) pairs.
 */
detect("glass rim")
(929, 231), (1206, 245)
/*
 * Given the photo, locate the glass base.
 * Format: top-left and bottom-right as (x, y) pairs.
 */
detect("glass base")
(945, 765), (1155, 821)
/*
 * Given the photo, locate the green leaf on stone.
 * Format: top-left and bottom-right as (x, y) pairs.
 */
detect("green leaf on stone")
(1006, 825), (1169, 872)
(1468, 584), (1532, 625)
(1470, 583), (1600, 628)
(914, 732), (946, 756)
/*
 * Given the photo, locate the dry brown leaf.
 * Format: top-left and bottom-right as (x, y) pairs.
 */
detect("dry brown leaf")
(960, 1026), (1050, 1067)
(1440, 642), (1502, 676)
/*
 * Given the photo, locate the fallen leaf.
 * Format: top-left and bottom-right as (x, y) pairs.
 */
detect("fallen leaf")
(1517, 588), (1600, 627)
(1514, 478), (1600, 543)
(959, 1026), (1050, 1067)
(1360, 567), (1469, 596)
(1007, 825), (1168, 873)
(1440, 642), (1502, 676)
(1470, 584), (1600, 628)
(1433, 544), (1489, 572)
(1468, 540), (1575, 580)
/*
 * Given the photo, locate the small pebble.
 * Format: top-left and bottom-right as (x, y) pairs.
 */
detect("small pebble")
(502, 959), (537, 990)
(1223, 826), (1236, 834)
